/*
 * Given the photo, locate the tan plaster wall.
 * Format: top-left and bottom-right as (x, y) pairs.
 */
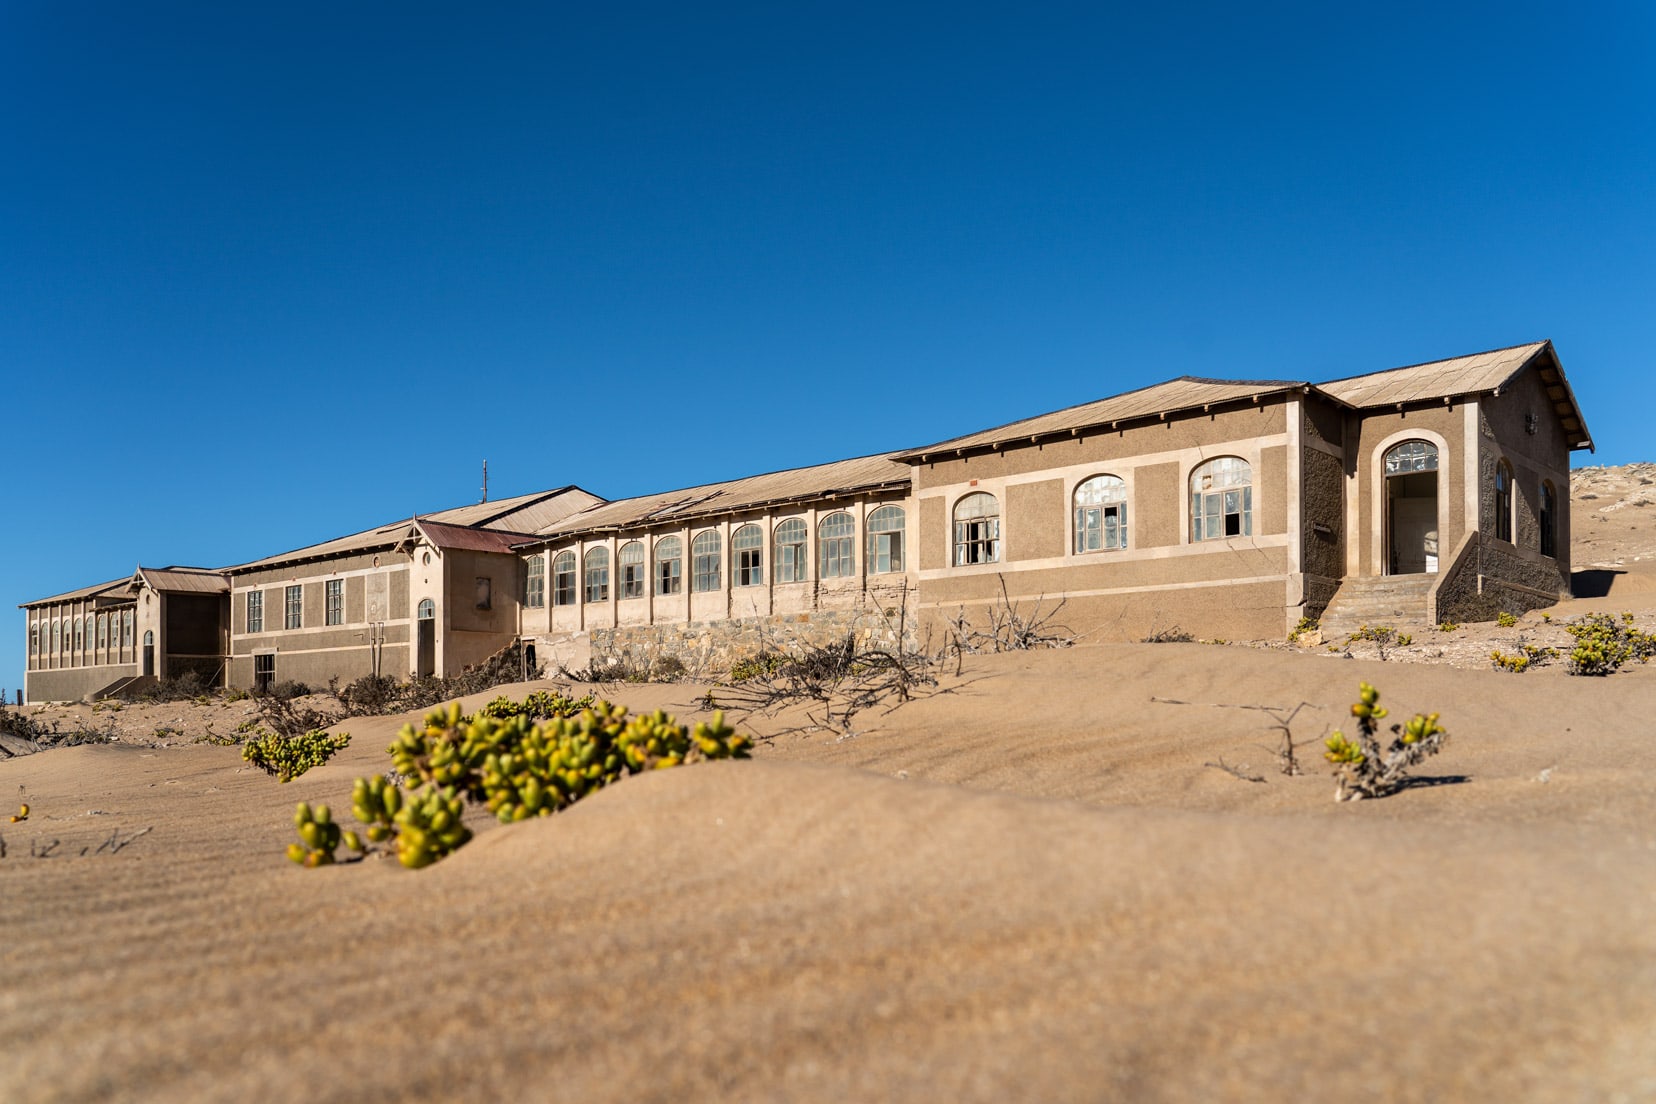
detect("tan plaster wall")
(1007, 479), (1064, 562)
(920, 579), (1289, 644)
(1259, 445), (1287, 535)
(1301, 446), (1345, 580)
(346, 576), (365, 623)
(25, 663), (139, 703)
(920, 496), (947, 570)
(1135, 462), (1180, 548)
(1478, 365), (1574, 582)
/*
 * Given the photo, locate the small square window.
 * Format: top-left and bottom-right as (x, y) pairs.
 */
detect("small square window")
(476, 577), (492, 610)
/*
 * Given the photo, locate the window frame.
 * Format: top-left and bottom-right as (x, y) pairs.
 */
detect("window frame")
(819, 511), (856, 578)
(1540, 479), (1557, 559)
(952, 493), (1000, 566)
(655, 536), (683, 596)
(1189, 457), (1253, 542)
(253, 653), (276, 694)
(774, 518), (808, 583)
(325, 579), (345, 626)
(619, 541), (646, 599)
(284, 584), (303, 629)
(691, 530), (722, 593)
(732, 524), (764, 587)
(866, 505), (905, 574)
(1495, 459), (1515, 543)
(552, 551), (577, 606)
(525, 554), (546, 609)
(584, 547), (610, 604)
(247, 590), (264, 634)
(1073, 475), (1128, 554)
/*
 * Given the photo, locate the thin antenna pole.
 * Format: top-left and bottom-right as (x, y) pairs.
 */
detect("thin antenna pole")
(481, 459), (488, 503)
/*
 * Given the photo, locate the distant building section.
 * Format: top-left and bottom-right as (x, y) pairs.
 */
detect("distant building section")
(20, 341), (1591, 701)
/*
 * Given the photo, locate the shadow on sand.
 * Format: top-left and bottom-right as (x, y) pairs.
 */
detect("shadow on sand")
(1571, 569), (1625, 599)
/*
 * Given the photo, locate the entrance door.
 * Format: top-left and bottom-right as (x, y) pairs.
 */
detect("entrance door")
(142, 630), (155, 677)
(416, 599), (436, 677)
(1384, 441), (1440, 575)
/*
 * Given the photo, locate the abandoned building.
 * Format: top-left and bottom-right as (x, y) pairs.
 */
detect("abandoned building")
(20, 340), (1592, 702)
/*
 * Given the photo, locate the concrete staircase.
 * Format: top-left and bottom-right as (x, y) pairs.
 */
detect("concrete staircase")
(1319, 574), (1435, 639)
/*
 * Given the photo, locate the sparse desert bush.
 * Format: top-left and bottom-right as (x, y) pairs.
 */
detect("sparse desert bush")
(1143, 627), (1195, 644)
(1287, 616), (1319, 644)
(1437, 621), (1459, 633)
(288, 697), (752, 869)
(1497, 611), (1518, 628)
(730, 652), (788, 682)
(1323, 682), (1449, 801)
(1490, 645), (1557, 673)
(243, 728), (351, 782)
(1565, 612), (1655, 676)
(286, 802), (364, 867)
(467, 690), (594, 723)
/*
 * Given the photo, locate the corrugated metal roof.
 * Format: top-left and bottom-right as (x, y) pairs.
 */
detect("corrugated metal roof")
(224, 520), (418, 574)
(19, 577), (133, 609)
(895, 377), (1308, 460)
(414, 519), (538, 555)
(533, 452), (913, 540)
(1317, 340), (1592, 450)
(1316, 341), (1548, 407)
(425, 486), (607, 531)
(131, 566), (230, 595)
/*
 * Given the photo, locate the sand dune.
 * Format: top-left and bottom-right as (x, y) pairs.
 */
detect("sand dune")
(5, 477), (1656, 1102)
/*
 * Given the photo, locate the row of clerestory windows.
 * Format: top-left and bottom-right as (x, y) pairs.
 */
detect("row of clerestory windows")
(26, 609), (137, 665)
(539, 507), (907, 607)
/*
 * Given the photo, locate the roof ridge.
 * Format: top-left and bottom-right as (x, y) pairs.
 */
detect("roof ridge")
(1315, 339), (1549, 387)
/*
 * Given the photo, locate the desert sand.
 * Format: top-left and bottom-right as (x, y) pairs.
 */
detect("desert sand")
(3, 469), (1655, 1103)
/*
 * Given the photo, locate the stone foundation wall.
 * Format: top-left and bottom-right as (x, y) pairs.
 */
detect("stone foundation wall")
(587, 602), (920, 679)
(1299, 573), (1342, 624)
(1434, 532), (1567, 623)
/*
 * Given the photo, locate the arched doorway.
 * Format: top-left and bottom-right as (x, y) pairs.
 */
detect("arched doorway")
(416, 599), (436, 678)
(142, 630), (156, 677)
(1385, 440), (1439, 574)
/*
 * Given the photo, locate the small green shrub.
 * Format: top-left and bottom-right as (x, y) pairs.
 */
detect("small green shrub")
(1497, 611), (1518, 628)
(1287, 616), (1319, 644)
(1142, 627), (1195, 643)
(1324, 682), (1449, 801)
(288, 697), (753, 870)
(286, 802), (365, 867)
(730, 652), (787, 682)
(243, 728), (351, 782)
(1564, 612), (1656, 676)
(1437, 621), (1459, 633)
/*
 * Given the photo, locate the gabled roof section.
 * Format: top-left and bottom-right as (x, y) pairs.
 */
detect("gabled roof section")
(893, 376), (1309, 462)
(1317, 340), (1592, 450)
(128, 566), (229, 595)
(20, 577), (133, 609)
(224, 520), (420, 574)
(424, 486), (607, 532)
(531, 452), (913, 541)
(409, 519), (539, 555)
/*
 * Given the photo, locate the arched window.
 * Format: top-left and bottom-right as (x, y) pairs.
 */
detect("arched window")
(819, 512), (856, 578)
(29, 621), (39, 656)
(75, 616), (85, 652)
(619, 541), (646, 599)
(1495, 459), (1514, 543)
(953, 493), (1000, 565)
(584, 547), (610, 603)
(122, 610), (134, 646)
(552, 551), (577, 606)
(1074, 475), (1127, 553)
(691, 531), (721, 592)
(1191, 457), (1252, 541)
(525, 555), (545, 609)
(774, 519), (807, 583)
(417, 598), (435, 620)
(143, 630), (154, 646)
(655, 537), (683, 596)
(97, 614), (108, 651)
(52, 619), (62, 656)
(732, 524), (764, 587)
(1540, 480), (1557, 558)
(1384, 440), (1438, 474)
(866, 505), (905, 573)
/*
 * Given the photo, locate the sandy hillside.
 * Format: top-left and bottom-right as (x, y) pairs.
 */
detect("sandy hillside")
(3, 470), (1656, 1103)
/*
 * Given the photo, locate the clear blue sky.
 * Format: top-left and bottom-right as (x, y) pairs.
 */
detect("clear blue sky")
(4, 1), (1653, 694)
